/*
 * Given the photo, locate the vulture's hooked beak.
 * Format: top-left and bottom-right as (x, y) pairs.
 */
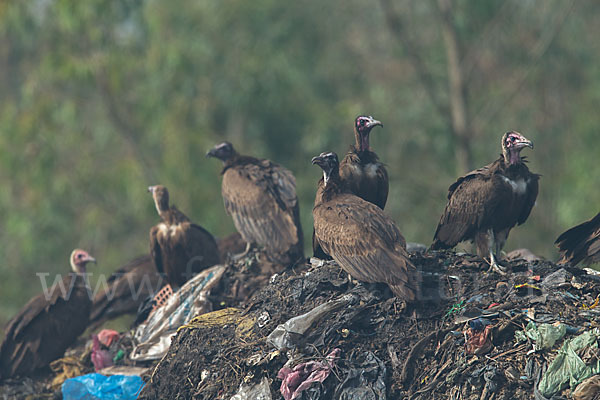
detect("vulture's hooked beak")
(311, 155), (325, 167)
(366, 118), (383, 129)
(515, 136), (534, 150)
(206, 148), (217, 158)
(147, 186), (155, 194)
(85, 256), (97, 264)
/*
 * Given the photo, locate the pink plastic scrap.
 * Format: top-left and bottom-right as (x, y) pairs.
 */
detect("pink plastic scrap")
(91, 334), (114, 371)
(278, 348), (341, 400)
(97, 329), (120, 347)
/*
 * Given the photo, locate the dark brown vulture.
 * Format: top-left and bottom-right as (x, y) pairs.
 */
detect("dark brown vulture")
(148, 185), (220, 288)
(313, 115), (388, 259)
(555, 212), (600, 266)
(0, 249), (96, 380)
(340, 115), (388, 209)
(431, 131), (540, 273)
(311, 151), (417, 300)
(206, 142), (304, 265)
(89, 255), (165, 329)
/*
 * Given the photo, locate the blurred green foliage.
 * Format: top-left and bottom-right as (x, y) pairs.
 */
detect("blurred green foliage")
(1, 0), (599, 333)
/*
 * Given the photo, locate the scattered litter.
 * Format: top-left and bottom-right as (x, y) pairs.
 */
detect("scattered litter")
(50, 356), (87, 389)
(62, 373), (144, 400)
(267, 294), (357, 351)
(333, 351), (386, 400)
(515, 321), (568, 351)
(465, 319), (494, 355)
(538, 328), (600, 397)
(130, 264), (226, 361)
(231, 377), (273, 400)
(572, 374), (600, 400)
(277, 348), (340, 400)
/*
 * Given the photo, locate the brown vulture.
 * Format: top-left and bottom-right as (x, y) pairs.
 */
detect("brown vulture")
(206, 142), (304, 265)
(311, 151), (417, 300)
(0, 249), (96, 380)
(89, 255), (165, 329)
(148, 185), (220, 288)
(555, 212), (600, 266)
(313, 115), (388, 259)
(431, 131), (539, 273)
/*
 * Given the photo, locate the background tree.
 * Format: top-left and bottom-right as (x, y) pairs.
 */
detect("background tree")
(1, 0), (599, 334)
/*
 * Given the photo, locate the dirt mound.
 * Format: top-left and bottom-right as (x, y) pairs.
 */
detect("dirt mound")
(139, 251), (600, 399)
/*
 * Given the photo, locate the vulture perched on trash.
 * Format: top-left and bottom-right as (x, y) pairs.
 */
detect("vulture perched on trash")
(313, 115), (389, 259)
(340, 115), (388, 209)
(0, 249), (96, 380)
(555, 212), (600, 266)
(89, 255), (165, 329)
(431, 131), (539, 273)
(207, 142), (304, 265)
(148, 185), (220, 288)
(312, 151), (417, 300)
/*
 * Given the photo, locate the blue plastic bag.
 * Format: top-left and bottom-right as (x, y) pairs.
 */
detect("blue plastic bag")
(62, 373), (145, 400)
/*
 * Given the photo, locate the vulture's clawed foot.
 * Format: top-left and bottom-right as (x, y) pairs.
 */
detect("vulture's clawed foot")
(485, 257), (507, 275)
(232, 242), (253, 262)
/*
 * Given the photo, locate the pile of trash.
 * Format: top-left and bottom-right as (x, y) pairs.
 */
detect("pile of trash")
(0, 250), (286, 399)
(3, 249), (600, 399)
(138, 251), (600, 399)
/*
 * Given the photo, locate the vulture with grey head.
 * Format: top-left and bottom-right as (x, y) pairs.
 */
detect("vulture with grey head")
(89, 254), (165, 330)
(312, 151), (417, 300)
(313, 115), (388, 259)
(148, 185), (220, 288)
(431, 131), (539, 273)
(555, 212), (600, 266)
(0, 249), (96, 380)
(207, 142), (304, 265)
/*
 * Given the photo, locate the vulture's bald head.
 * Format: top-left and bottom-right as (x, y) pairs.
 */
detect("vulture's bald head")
(206, 142), (235, 162)
(502, 131), (533, 165)
(312, 151), (339, 185)
(354, 115), (383, 152)
(70, 249), (96, 273)
(148, 185), (170, 214)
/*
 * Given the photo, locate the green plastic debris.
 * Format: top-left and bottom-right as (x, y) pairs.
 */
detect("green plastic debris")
(538, 328), (600, 397)
(113, 349), (124, 363)
(515, 321), (567, 351)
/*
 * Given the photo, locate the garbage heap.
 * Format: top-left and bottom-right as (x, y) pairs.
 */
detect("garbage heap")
(138, 251), (600, 400)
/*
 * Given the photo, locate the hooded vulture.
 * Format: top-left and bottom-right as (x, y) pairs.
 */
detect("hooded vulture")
(313, 115), (388, 259)
(555, 212), (600, 266)
(89, 255), (165, 329)
(148, 185), (220, 288)
(0, 249), (96, 380)
(431, 131), (539, 273)
(311, 152), (417, 300)
(207, 142), (304, 265)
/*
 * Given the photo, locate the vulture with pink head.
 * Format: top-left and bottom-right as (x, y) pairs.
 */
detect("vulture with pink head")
(431, 131), (540, 273)
(313, 115), (388, 259)
(0, 249), (96, 380)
